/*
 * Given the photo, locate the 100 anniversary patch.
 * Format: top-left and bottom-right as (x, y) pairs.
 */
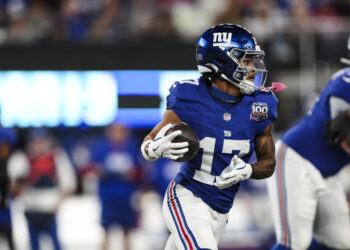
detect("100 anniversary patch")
(250, 102), (268, 121)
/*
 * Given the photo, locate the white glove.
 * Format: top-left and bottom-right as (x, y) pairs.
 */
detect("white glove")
(141, 123), (189, 161)
(214, 155), (253, 189)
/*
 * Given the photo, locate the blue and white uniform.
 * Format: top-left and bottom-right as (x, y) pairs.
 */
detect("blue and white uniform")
(267, 68), (350, 250)
(163, 78), (278, 250)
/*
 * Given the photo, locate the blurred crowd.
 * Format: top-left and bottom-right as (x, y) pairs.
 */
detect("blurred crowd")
(0, 0), (349, 45)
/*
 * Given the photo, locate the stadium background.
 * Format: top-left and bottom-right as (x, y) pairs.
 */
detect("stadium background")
(0, 0), (349, 249)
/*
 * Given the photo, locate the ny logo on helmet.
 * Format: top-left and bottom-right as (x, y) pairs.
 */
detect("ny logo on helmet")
(213, 32), (232, 47)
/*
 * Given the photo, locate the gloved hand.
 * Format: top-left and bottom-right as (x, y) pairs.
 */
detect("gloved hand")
(142, 123), (189, 161)
(214, 155), (253, 189)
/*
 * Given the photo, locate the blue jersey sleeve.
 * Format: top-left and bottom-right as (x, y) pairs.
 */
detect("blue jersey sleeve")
(166, 79), (206, 121)
(327, 69), (350, 102)
(268, 93), (278, 121)
(256, 90), (278, 121)
(166, 89), (177, 109)
(167, 79), (201, 101)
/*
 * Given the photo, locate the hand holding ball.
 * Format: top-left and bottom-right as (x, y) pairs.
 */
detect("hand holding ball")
(165, 122), (200, 162)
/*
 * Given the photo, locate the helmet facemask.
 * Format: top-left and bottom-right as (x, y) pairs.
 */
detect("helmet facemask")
(223, 48), (267, 95)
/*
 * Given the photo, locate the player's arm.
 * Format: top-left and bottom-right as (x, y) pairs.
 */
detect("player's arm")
(325, 108), (350, 154)
(341, 140), (350, 154)
(143, 109), (182, 142)
(141, 109), (189, 161)
(340, 109), (350, 154)
(251, 123), (276, 179)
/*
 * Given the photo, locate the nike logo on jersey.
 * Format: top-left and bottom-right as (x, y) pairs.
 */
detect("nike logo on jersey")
(342, 76), (350, 83)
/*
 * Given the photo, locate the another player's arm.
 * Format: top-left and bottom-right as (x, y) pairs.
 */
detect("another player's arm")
(340, 108), (350, 154)
(337, 109), (350, 154)
(142, 109), (183, 158)
(340, 140), (350, 154)
(251, 123), (276, 179)
(325, 108), (350, 154)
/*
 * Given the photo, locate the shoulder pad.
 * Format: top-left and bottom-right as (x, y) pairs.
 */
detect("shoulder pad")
(256, 90), (278, 104)
(331, 68), (349, 80)
(169, 78), (204, 100)
(258, 88), (274, 94)
(327, 68), (350, 102)
(252, 90), (279, 121)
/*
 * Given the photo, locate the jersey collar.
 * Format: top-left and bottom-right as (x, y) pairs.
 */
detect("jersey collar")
(208, 84), (241, 104)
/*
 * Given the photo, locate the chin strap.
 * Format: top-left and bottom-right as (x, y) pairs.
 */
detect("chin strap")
(238, 80), (256, 95)
(221, 74), (257, 95)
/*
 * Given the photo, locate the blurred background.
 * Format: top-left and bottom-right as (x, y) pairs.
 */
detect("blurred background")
(0, 0), (349, 249)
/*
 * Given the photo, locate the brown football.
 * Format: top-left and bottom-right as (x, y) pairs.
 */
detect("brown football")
(165, 122), (200, 162)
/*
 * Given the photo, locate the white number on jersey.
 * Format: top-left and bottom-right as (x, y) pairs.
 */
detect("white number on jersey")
(193, 137), (250, 185)
(172, 79), (199, 88)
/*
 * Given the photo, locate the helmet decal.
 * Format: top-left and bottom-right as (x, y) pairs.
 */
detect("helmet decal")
(213, 32), (232, 47)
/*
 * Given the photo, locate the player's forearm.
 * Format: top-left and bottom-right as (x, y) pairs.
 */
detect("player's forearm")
(251, 157), (276, 179)
(143, 135), (153, 143)
(252, 124), (276, 179)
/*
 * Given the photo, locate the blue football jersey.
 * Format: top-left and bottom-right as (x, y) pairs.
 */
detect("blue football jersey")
(282, 68), (350, 177)
(167, 78), (278, 213)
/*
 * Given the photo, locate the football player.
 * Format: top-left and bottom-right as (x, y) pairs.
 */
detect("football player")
(267, 37), (350, 250)
(141, 24), (279, 250)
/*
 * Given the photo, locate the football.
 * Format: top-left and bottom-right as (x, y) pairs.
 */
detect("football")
(165, 122), (200, 162)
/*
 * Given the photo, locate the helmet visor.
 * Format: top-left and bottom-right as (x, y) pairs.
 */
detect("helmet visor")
(253, 71), (268, 88)
(230, 48), (268, 88)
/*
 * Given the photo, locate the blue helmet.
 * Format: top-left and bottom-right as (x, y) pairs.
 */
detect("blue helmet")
(196, 24), (267, 95)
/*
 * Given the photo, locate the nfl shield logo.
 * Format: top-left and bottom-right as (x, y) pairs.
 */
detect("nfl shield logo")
(223, 112), (231, 121)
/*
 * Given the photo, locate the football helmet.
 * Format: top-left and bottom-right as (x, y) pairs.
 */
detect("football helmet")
(196, 24), (267, 95)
